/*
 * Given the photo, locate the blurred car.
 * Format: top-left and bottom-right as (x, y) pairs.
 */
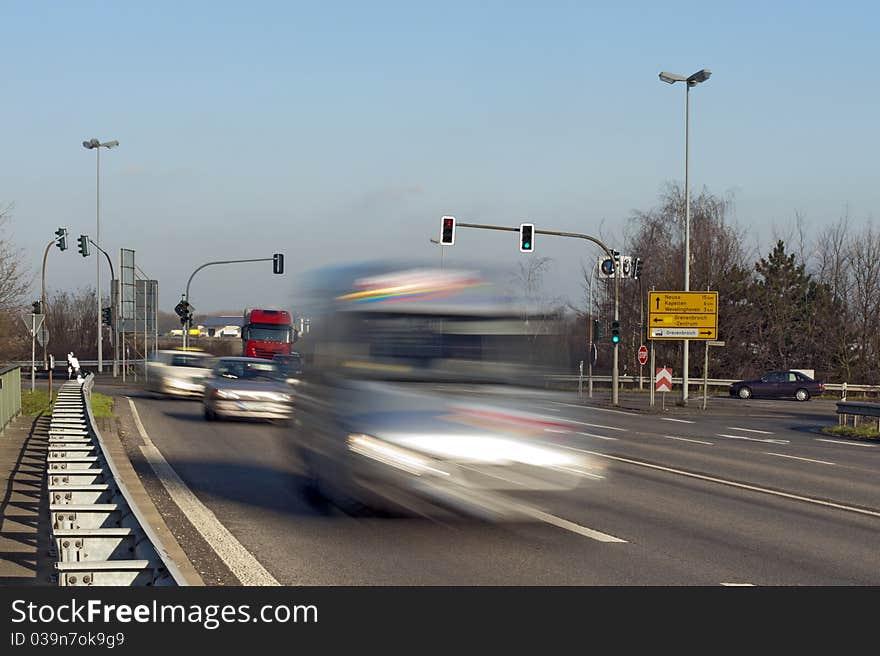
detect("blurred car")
(273, 352), (304, 384)
(729, 370), (824, 401)
(145, 349), (213, 398)
(203, 357), (293, 422)
(290, 264), (603, 520)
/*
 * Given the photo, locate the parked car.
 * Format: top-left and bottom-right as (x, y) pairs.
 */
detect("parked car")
(145, 349), (213, 398)
(729, 370), (824, 401)
(202, 357), (293, 422)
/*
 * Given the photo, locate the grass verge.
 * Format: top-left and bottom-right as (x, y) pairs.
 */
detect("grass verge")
(90, 392), (114, 418)
(21, 390), (54, 415)
(821, 425), (880, 440)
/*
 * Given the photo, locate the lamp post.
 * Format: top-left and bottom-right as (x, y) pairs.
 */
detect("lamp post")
(82, 138), (120, 374)
(658, 69), (711, 405)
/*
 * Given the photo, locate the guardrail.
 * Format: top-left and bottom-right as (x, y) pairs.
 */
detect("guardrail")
(836, 401), (880, 429)
(0, 366), (22, 434)
(545, 375), (880, 397)
(47, 374), (186, 586)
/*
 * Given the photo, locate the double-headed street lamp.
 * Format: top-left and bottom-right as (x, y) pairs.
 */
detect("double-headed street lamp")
(659, 69), (711, 405)
(82, 137), (120, 374)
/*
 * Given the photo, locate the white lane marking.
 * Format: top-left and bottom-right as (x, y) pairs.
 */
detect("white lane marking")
(540, 406), (562, 412)
(721, 582), (755, 587)
(662, 418), (695, 424)
(728, 427), (774, 435)
(662, 435), (714, 446)
(815, 438), (877, 449)
(127, 398), (280, 586)
(717, 433), (790, 445)
(565, 418), (627, 432)
(515, 505), (627, 543)
(576, 431), (618, 442)
(574, 448), (880, 519)
(550, 401), (638, 417)
(764, 452), (835, 466)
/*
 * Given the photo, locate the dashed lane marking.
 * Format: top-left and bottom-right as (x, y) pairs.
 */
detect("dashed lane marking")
(764, 452), (835, 466)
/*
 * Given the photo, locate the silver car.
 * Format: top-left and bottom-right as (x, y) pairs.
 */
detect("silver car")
(145, 350), (213, 398)
(203, 357), (294, 422)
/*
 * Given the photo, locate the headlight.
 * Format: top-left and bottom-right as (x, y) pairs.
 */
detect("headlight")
(347, 434), (448, 477)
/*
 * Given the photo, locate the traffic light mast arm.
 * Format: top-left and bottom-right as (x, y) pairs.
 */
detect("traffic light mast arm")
(88, 238), (115, 286)
(184, 257), (276, 303)
(454, 220), (620, 406)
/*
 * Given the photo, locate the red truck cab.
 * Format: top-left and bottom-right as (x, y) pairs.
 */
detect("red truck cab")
(242, 308), (295, 359)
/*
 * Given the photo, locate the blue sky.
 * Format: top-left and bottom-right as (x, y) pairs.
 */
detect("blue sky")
(3, 1), (878, 312)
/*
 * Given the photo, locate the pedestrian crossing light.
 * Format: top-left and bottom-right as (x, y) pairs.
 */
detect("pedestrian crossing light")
(519, 223), (534, 253)
(440, 216), (456, 245)
(273, 253), (284, 275)
(611, 320), (620, 344)
(77, 235), (90, 257)
(55, 227), (68, 251)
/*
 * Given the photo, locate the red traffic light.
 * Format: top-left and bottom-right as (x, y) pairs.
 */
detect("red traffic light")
(440, 216), (456, 245)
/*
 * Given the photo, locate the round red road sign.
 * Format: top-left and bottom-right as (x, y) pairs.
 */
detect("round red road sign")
(638, 345), (648, 365)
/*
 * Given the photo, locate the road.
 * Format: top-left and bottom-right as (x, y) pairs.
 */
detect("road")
(109, 388), (880, 585)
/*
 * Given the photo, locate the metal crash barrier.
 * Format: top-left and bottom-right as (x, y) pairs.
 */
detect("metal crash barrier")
(836, 401), (880, 430)
(47, 375), (186, 586)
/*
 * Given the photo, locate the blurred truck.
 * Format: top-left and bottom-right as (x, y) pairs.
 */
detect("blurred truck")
(242, 308), (295, 359)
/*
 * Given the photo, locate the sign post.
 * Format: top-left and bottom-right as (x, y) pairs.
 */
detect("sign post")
(638, 344), (648, 393)
(702, 340), (726, 410)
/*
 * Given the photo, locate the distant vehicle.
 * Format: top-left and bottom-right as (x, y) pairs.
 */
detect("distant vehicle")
(290, 264), (601, 519)
(145, 350), (213, 398)
(729, 370), (824, 401)
(242, 308), (295, 359)
(203, 357), (293, 422)
(273, 352), (304, 384)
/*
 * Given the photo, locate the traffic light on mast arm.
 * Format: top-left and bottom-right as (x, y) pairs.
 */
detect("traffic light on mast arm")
(611, 320), (620, 344)
(77, 235), (90, 257)
(440, 216), (456, 245)
(273, 253), (284, 275)
(519, 223), (534, 253)
(55, 227), (68, 251)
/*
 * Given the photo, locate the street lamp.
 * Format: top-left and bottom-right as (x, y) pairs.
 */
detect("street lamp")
(658, 68), (711, 405)
(82, 137), (120, 374)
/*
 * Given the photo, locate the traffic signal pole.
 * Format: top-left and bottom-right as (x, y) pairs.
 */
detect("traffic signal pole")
(455, 222), (621, 406)
(182, 256), (284, 349)
(89, 239), (118, 377)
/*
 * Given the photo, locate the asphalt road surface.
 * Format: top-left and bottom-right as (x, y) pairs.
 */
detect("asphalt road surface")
(111, 388), (880, 585)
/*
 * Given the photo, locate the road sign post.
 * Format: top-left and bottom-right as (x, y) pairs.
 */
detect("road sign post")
(701, 340), (726, 410)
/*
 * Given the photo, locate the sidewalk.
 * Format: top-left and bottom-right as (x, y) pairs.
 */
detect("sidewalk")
(0, 412), (53, 585)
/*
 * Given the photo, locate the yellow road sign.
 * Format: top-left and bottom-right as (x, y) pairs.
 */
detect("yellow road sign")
(650, 291), (717, 314)
(648, 291), (718, 340)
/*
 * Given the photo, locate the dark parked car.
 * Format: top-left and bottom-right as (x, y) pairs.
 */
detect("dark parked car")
(729, 371), (824, 401)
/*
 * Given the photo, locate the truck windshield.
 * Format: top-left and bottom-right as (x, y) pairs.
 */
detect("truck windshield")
(246, 323), (291, 343)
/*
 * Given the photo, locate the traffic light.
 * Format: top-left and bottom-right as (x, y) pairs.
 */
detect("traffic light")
(77, 235), (90, 257)
(32, 301), (42, 315)
(440, 216), (456, 245)
(593, 318), (603, 340)
(611, 320), (620, 344)
(632, 257), (642, 280)
(273, 253), (284, 275)
(101, 307), (112, 326)
(519, 223), (534, 253)
(55, 227), (68, 251)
